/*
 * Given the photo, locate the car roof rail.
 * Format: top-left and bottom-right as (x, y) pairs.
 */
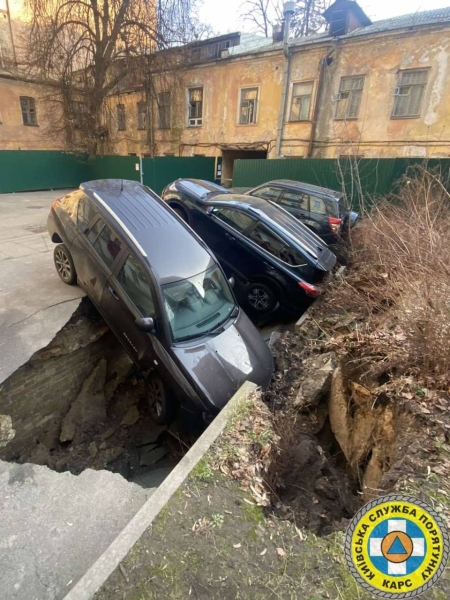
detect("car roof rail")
(93, 192), (147, 257)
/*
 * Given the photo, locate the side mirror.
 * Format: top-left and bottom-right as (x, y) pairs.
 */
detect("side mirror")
(135, 317), (156, 333)
(206, 206), (214, 215)
(228, 277), (235, 288)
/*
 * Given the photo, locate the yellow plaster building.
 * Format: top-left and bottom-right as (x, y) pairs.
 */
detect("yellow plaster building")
(106, 1), (450, 182)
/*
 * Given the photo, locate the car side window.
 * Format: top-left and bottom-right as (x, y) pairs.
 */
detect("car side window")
(213, 208), (256, 233)
(87, 219), (123, 267)
(77, 197), (97, 234)
(253, 186), (281, 202)
(279, 191), (309, 211)
(59, 191), (83, 221)
(246, 223), (305, 266)
(309, 195), (327, 215)
(116, 254), (155, 317)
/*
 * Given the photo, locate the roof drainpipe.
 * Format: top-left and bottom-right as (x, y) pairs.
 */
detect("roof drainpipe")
(275, 1), (295, 158)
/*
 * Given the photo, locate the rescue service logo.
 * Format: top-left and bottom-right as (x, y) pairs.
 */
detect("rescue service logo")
(345, 495), (449, 598)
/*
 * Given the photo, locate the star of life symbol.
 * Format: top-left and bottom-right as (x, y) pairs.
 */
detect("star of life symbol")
(369, 519), (426, 576)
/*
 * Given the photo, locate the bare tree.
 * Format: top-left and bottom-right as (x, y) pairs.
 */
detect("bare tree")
(291, 0), (331, 37)
(22, 0), (204, 153)
(240, 0), (282, 37)
(241, 0), (330, 38)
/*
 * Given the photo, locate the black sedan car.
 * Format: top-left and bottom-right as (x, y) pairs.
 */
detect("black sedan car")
(47, 180), (273, 423)
(162, 179), (336, 315)
(245, 180), (358, 244)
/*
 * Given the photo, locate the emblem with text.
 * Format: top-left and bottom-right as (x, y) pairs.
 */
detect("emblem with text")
(345, 495), (449, 597)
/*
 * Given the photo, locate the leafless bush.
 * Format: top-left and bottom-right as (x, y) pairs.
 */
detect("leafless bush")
(332, 167), (450, 381)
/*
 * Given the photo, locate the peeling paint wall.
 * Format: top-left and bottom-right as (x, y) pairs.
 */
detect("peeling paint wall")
(316, 29), (450, 158)
(0, 78), (67, 150)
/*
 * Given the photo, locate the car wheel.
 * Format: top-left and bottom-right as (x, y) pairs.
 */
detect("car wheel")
(247, 283), (277, 314)
(146, 373), (177, 425)
(170, 205), (188, 222)
(53, 244), (77, 285)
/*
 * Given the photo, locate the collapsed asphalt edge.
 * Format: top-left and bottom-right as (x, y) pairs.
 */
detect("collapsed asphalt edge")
(63, 380), (258, 600)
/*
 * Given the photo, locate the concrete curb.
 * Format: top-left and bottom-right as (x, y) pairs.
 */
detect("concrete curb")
(63, 381), (258, 600)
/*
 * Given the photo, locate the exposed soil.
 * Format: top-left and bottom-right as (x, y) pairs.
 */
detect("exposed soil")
(264, 297), (450, 537)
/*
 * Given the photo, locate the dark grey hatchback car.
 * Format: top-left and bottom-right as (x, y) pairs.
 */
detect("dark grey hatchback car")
(246, 180), (358, 244)
(47, 179), (273, 423)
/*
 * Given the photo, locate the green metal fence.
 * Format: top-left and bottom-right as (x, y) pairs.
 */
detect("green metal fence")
(0, 152), (216, 195)
(0, 151), (90, 194)
(142, 156), (216, 195)
(233, 158), (450, 210)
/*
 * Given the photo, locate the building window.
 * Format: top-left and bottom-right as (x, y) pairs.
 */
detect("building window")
(158, 91), (171, 129)
(290, 82), (313, 121)
(73, 101), (87, 129)
(20, 96), (37, 126)
(239, 87), (258, 125)
(137, 100), (147, 130)
(187, 87), (203, 126)
(117, 104), (126, 130)
(335, 76), (364, 120)
(392, 69), (428, 119)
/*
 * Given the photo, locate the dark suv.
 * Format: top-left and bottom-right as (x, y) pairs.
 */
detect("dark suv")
(162, 179), (336, 315)
(47, 180), (273, 423)
(245, 180), (358, 244)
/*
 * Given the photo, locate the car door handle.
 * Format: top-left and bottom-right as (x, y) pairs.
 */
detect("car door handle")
(225, 232), (236, 241)
(109, 287), (120, 300)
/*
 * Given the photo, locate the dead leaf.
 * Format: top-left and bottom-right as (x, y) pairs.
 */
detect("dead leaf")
(233, 543), (241, 549)
(260, 548), (267, 556)
(276, 548), (286, 557)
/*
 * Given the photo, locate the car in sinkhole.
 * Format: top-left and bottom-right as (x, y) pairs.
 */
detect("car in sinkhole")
(161, 178), (337, 315)
(47, 179), (273, 424)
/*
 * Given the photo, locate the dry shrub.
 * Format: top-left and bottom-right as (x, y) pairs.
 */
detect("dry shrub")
(336, 167), (450, 382)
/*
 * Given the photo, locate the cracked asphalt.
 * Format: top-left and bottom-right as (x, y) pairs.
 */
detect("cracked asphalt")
(0, 190), (85, 384)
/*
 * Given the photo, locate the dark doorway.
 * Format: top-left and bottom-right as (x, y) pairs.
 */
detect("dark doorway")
(221, 150), (267, 188)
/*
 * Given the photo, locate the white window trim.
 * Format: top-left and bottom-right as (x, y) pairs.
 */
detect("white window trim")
(186, 85), (204, 128)
(237, 85), (261, 126)
(287, 80), (315, 123)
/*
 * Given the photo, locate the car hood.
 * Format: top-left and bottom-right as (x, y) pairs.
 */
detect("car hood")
(171, 310), (273, 412)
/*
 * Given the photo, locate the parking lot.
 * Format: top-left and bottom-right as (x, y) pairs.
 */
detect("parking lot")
(0, 188), (288, 600)
(0, 189), (85, 384)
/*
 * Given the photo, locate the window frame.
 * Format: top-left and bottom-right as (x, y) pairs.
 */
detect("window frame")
(289, 81), (314, 122)
(391, 69), (429, 120)
(117, 103), (126, 131)
(279, 190), (310, 211)
(20, 96), (38, 126)
(77, 196), (98, 235)
(335, 76), (365, 121)
(238, 86), (260, 125)
(85, 216), (124, 269)
(115, 252), (156, 318)
(158, 91), (171, 129)
(211, 207), (258, 233)
(252, 186), (283, 203)
(187, 86), (204, 127)
(137, 100), (147, 130)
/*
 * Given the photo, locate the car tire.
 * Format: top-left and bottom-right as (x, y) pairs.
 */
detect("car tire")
(246, 282), (277, 314)
(170, 205), (188, 223)
(53, 244), (77, 285)
(146, 373), (177, 425)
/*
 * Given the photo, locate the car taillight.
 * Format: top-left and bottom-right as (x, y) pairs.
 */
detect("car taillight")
(328, 216), (343, 235)
(298, 281), (323, 297)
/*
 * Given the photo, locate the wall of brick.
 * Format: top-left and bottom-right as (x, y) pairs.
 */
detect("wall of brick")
(0, 304), (132, 461)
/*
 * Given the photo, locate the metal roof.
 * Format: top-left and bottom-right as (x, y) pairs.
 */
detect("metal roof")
(346, 7), (450, 38)
(225, 6), (450, 58)
(80, 179), (213, 283)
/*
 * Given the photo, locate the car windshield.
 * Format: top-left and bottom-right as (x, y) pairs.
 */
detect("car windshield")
(162, 266), (236, 342)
